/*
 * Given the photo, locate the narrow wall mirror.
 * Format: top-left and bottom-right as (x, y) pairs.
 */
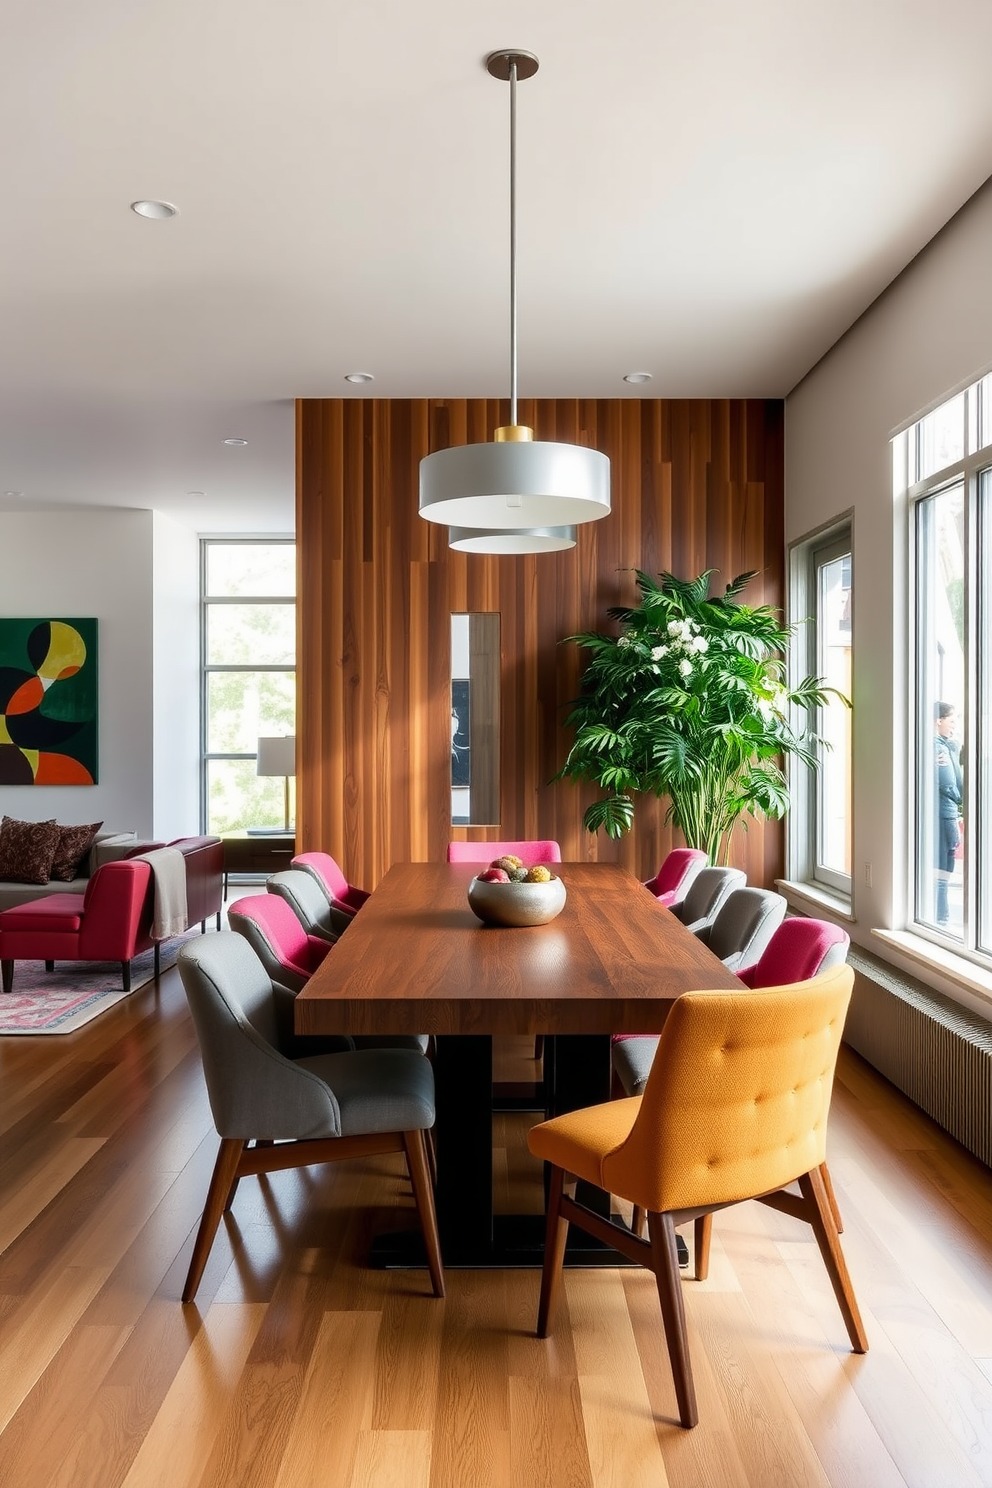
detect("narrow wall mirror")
(451, 612), (500, 825)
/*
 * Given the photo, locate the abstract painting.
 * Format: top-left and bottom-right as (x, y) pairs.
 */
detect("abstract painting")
(0, 619), (98, 784)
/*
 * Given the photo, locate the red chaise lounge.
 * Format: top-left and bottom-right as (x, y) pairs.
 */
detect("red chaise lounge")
(0, 859), (158, 994)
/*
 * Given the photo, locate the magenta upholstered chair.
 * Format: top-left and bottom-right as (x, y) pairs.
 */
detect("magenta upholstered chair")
(446, 840), (562, 864)
(738, 917), (851, 988)
(227, 893), (331, 995)
(292, 852), (370, 918)
(643, 848), (708, 906)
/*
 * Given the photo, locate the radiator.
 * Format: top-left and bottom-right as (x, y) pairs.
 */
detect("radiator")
(844, 946), (992, 1169)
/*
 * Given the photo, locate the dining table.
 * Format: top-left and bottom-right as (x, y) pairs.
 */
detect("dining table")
(295, 860), (742, 1268)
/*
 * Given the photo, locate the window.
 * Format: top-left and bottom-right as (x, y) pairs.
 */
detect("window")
(901, 377), (992, 958)
(201, 539), (296, 834)
(789, 524), (853, 899)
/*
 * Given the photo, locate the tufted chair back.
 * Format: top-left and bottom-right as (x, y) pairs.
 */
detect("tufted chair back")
(602, 965), (854, 1215)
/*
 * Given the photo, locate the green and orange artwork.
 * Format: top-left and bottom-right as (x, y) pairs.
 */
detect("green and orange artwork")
(0, 619), (98, 785)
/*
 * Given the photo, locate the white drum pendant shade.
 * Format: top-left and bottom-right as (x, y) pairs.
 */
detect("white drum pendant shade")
(448, 524), (577, 554)
(418, 49), (611, 549)
(421, 441), (609, 529)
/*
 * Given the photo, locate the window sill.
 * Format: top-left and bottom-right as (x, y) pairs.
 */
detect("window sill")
(871, 929), (992, 1016)
(775, 879), (854, 923)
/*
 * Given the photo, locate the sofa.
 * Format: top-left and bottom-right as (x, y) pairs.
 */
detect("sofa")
(0, 830), (224, 923)
(0, 832), (225, 993)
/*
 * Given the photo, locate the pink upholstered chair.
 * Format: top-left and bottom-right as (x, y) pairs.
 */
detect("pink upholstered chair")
(738, 916), (850, 988)
(292, 852), (370, 919)
(0, 860), (156, 993)
(446, 840), (562, 864)
(227, 893), (331, 995)
(643, 848), (707, 907)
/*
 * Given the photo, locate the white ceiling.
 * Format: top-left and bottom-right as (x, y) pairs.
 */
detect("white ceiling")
(2, 0), (992, 531)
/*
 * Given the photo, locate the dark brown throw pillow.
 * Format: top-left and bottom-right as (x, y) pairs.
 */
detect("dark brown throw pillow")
(0, 816), (61, 885)
(49, 820), (104, 882)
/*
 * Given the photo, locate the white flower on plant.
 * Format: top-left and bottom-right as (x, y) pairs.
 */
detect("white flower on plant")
(692, 636), (708, 652)
(666, 620), (683, 637)
(617, 635), (632, 648)
(679, 658), (693, 677)
(651, 645), (668, 660)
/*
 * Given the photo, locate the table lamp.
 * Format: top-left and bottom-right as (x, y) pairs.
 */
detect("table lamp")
(256, 735), (295, 831)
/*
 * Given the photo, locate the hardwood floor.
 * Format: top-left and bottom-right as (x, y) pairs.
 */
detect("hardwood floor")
(3, 962), (992, 1487)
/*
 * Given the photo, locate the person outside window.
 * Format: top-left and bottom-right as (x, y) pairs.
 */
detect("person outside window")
(934, 701), (963, 926)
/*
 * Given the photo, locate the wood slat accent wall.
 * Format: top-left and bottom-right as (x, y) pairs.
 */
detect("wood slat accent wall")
(297, 398), (784, 889)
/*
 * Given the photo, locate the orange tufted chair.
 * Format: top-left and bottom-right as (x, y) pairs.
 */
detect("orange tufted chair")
(527, 965), (866, 1428)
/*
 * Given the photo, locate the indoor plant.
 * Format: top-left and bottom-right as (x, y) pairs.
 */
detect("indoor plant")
(557, 569), (839, 862)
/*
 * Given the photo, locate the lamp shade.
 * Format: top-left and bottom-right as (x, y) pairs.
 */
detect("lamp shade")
(256, 735), (296, 777)
(420, 440), (610, 529)
(448, 525), (577, 553)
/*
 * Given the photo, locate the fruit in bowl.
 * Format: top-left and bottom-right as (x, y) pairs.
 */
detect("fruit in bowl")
(467, 864), (566, 927)
(491, 854), (524, 872)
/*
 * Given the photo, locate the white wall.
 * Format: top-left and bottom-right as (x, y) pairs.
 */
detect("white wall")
(786, 174), (992, 993)
(152, 511), (200, 840)
(0, 507), (201, 839)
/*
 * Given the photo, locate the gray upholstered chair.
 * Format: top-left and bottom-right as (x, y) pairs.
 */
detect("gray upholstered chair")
(695, 886), (788, 974)
(670, 866), (747, 935)
(177, 932), (444, 1303)
(267, 868), (353, 943)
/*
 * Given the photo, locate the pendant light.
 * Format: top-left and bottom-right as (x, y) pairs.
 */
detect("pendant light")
(418, 50), (610, 549)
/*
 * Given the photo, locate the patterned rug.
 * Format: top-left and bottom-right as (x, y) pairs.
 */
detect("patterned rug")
(0, 928), (205, 1035)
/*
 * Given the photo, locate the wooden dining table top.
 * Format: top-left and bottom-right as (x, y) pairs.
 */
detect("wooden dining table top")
(294, 860), (742, 1039)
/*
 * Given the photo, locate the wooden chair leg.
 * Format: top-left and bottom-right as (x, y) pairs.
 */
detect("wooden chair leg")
(154, 942), (161, 979)
(537, 1165), (569, 1338)
(799, 1167), (868, 1353)
(403, 1130), (445, 1298)
(45, 959), (55, 972)
(122, 961), (131, 992)
(646, 1210), (699, 1429)
(183, 1138), (245, 1304)
(631, 1205), (645, 1237)
(534, 1035), (545, 1060)
(1, 960), (11, 994)
(425, 1125), (438, 1187)
(819, 1161), (843, 1233)
(693, 1213), (712, 1281)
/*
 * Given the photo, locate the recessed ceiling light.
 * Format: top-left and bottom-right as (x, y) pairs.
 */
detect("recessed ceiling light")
(130, 200), (178, 219)
(4, 490), (22, 497)
(187, 490), (204, 497)
(623, 372), (652, 384)
(223, 438), (248, 447)
(344, 372), (374, 384)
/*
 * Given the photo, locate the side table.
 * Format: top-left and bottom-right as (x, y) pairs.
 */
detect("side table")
(222, 832), (297, 896)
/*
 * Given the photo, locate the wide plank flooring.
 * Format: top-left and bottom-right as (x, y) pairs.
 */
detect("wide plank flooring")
(2, 959), (992, 1487)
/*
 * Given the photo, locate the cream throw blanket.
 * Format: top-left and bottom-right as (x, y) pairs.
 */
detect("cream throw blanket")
(134, 847), (188, 940)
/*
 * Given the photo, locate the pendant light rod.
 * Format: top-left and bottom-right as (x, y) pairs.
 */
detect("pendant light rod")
(486, 49), (539, 430)
(509, 56), (518, 426)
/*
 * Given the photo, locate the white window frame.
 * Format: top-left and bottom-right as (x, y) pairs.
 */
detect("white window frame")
(899, 374), (992, 969)
(788, 518), (853, 905)
(200, 536), (296, 834)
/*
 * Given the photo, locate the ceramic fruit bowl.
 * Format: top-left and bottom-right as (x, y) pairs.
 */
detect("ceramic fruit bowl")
(467, 873), (566, 927)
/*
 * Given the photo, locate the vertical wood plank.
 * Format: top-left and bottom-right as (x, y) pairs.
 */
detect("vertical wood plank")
(297, 398), (785, 886)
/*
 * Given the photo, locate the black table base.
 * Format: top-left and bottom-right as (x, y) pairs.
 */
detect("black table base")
(370, 1032), (647, 1271)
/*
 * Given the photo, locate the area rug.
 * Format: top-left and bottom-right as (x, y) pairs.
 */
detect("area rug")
(0, 927), (205, 1035)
